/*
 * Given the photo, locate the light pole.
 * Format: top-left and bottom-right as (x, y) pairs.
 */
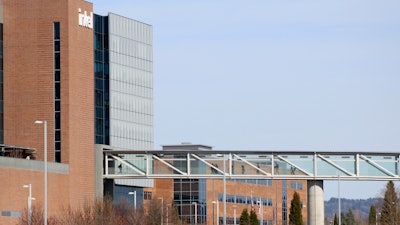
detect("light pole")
(166, 204), (171, 225)
(257, 199), (263, 225)
(212, 180), (215, 225)
(128, 191), (137, 210)
(192, 202), (197, 225)
(158, 197), (164, 225)
(223, 157), (226, 225)
(23, 184), (36, 225)
(338, 175), (341, 225)
(233, 205), (237, 225)
(217, 154), (226, 225)
(212, 200), (219, 225)
(34, 120), (47, 225)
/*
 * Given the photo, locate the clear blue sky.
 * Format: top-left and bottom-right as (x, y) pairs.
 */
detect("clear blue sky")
(93, 0), (400, 199)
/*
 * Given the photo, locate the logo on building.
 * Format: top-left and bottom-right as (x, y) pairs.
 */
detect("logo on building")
(78, 8), (93, 29)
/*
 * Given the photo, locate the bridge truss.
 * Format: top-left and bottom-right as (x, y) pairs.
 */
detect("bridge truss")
(103, 149), (400, 181)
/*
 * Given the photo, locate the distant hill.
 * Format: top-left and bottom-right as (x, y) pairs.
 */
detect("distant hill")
(324, 197), (381, 220)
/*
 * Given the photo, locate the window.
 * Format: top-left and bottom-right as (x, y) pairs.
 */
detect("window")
(144, 191), (152, 200)
(54, 53), (60, 69)
(54, 22), (60, 40)
(290, 181), (303, 190)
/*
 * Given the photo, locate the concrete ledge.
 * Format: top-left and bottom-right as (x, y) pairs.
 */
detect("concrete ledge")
(0, 157), (69, 174)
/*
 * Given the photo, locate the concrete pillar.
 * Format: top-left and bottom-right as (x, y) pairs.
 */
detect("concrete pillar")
(307, 180), (324, 225)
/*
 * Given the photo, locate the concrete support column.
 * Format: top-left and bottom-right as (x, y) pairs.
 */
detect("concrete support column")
(307, 180), (324, 225)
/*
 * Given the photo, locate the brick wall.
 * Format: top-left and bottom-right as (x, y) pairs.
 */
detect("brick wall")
(1, 0), (95, 222)
(0, 166), (69, 224)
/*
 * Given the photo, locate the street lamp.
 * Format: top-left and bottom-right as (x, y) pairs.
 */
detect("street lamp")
(23, 184), (36, 225)
(166, 204), (171, 225)
(216, 154), (227, 225)
(338, 175), (341, 225)
(233, 205), (237, 225)
(158, 197), (164, 225)
(34, 120), (47, 225)
(212, 200), (219, 225)
(192, 202), (198, 225)
(128, 191), (137, 210)
(257, 199), (263, 225)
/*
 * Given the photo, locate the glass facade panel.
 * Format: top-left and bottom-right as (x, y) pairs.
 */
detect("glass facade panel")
(95, 13), (153, 187)
(108, 14), (153, 151)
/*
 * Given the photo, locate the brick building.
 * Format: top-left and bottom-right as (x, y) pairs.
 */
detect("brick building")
(145, 143), (308, 225)
(0, 1), (308, 224)
(0, 0), (153, 224)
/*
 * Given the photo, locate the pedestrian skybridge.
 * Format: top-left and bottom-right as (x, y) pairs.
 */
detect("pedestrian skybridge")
(103, 149), (400, 181)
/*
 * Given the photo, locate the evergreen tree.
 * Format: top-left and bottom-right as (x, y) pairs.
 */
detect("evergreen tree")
(344, 208), (356, 225)
(340, 212), (346, 225)
(240, 208), (250, 225)
(380, 181), (398, 225)
(289, 191), (303, 225)
(368, 205), (377, 225)
(249, 210), (258, 225)
(333, 213), (338, 225)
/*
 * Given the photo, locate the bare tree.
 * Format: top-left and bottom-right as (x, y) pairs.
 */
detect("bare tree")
(17, 204), (58, 225)
(147, 198), (162, 225)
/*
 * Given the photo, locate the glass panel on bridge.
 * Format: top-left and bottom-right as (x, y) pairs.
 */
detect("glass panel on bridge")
(275, 155), (313, 176)
(231, 154), (272, 176)
(358, 155), (398, 177)
(112, 154), (147, 175)
(317, 155), (356, 176)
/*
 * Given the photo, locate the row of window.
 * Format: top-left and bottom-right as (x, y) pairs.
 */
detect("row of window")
(109, 109), (153, 126)
(94, 15), (110, 145)
(110, 37), (152, 60)
(217, 217), (273, 225)
(110, 81), (153, 99)
(218, 194), (273, 206)
(54, 22), (61, 162)
(109, 51), (153, 72)
(109, 137), (153, 150)
(110, 121), (153, 141)
(0, 24), (3, 144)
(232, 179), (273, 186)
(290, 181), (303, 190)
(108, 15), (152, 44)
(110, 67), (152, 88)
(144, 191), (152, 200)
(110, 96), (153, 117)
